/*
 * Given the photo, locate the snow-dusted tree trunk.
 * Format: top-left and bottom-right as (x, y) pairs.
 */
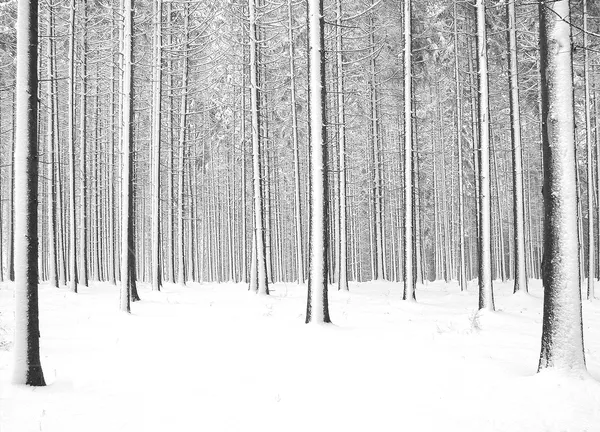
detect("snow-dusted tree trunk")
(369, 10), (384, 281)
(336, 0), (348, 292)
(403, 0), (415, 301)
(583, 0), (594, 301)
(287, 0), (304, 285)
(507, 0), (527, 294)
(12, 0), (45, 385)
(150, 0), (163, 291)
(537, 0), (586, 372)
(108, 47), (117, 285)
(67, 0), (78, 293)
(166, 0), (175, 283)
(240, 44), (248, 284)
(79, 0), (89, 287)
(249, 0), (269, 295)
(119, 0), (133, 313)
(305, 0), (331, 324)
(475, 0), (494, 311)
(177, 3), (189, 287)
(46, 4), (58, 288)
(453, 0), (466, 292)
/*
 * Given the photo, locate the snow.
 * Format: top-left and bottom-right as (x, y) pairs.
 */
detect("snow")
(1, 279), (599, 431)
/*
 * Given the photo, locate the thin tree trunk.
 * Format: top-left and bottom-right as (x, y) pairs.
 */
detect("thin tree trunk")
(476, 0), (494, 310)
(336, 0), (348, 291)
(120, 0), (133, 313)
(46, 4), (58, 288)
(584, 0), (594, 301)
(177, 3), (189, 286)
(79, 0), (89, 287)
(507, 0), (527, 293)
(67, 0), (78, 292)
(369, 11), (384, 281)
(453, 0), (466, 292)
(151, 0), (163, 291)
(288, 0), (305, 285)
(403, 0), (415, 300)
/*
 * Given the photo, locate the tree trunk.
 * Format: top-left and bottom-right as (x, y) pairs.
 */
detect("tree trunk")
(538, 0), (586, 372)
(79, 0), (89, 287)
(288, 0), (305, 285)
(369, 11), (384, 281)
(583, 0), (594, 301)
(403, 0), (415, 301)
(507, 0), (527, 294)
(67, 0), (78, 292)
(177, 3), (189, 287)
(12, 0), (45, 385)
(305, 0), (331, 324)
(475, 0), (494, 310)
(46, 4), (58, 288)
(249, 0), (269, 295)
(150, 0), (163, 291)
(120, 0), (133, 313)
(453, 0), (466, 292)
(336, 0), (348, 291)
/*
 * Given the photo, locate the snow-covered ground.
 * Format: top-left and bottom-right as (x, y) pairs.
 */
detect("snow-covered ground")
(1, 279), (599, 431)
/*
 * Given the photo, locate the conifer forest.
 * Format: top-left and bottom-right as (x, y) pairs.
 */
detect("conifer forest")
(1, 0), (600, 430)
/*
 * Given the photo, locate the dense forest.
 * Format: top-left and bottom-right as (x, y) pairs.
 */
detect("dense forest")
(1, 0), (599, 390)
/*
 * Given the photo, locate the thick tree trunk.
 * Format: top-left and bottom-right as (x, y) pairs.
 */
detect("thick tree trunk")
(538, 0), (586, 372)
(305, 0), (331, 324)
(12, 0), (45, 385)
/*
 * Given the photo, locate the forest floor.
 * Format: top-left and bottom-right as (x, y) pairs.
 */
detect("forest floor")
(1, 278), (600, 431)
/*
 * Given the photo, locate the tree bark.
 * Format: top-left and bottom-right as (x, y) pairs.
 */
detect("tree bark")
(79, 0), (89, 287)
(453, 0), (466, 292)
(583, 0), (594, 301)
(12, 0), (45, 385)
(46, 4), (58, 288)
(150, 0), (163, 291)
(507, 0), (527, 294)
(305, 0), (331, 324)
(67, 0), (78, 292)
(538, 0), (586, 372)
(120, 0), (133, 313)
(403, 0), (415, 301)
(475, 0), (494, 310)
(336, 0), (348, 291)
(249, 0), (269, 294)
